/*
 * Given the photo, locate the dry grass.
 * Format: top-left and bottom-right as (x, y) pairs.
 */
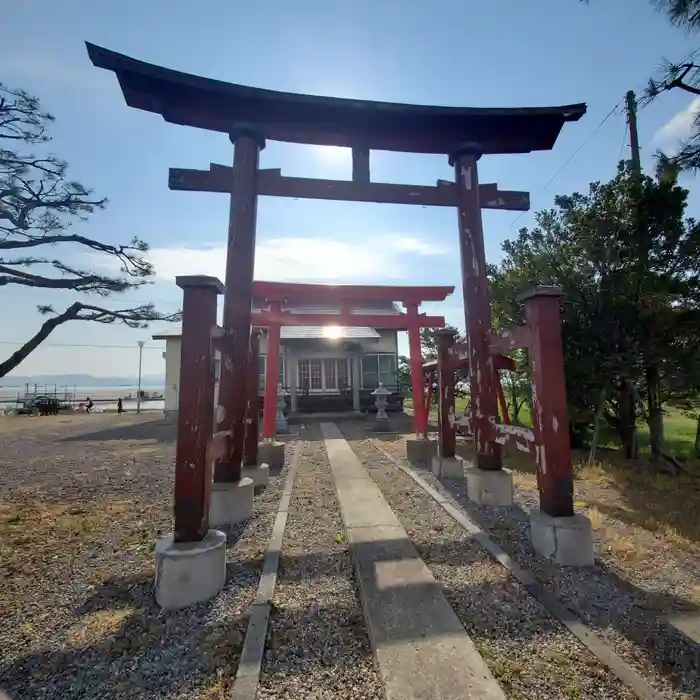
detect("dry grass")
(380, 430), (700, 697)
(380, 426), (700, 611)
(1, 412), (299, 699)
(457, 438), (700, 606)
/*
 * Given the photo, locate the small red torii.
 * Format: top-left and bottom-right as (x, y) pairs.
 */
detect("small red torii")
(421, 348), (515, 433)
(251, 280), (454, 442)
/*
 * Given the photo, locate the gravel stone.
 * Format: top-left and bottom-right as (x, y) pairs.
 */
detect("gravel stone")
(257, 425), (384, 700)
(0, 414), (295, 699)
(378, 432), (700, 700)
(345, 428), (640, 700)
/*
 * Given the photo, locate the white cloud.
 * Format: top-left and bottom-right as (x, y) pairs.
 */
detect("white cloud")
(654, 97), (700, 156)
(142, 235), (446, 283)
(387, 236), (447, 256)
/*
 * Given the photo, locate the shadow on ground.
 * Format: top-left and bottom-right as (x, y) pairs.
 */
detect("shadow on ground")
(0, 519), (254, 700)
(452, 432), (700, 546)
(419, 459), (700, 698)
(59, 419), (176, 445)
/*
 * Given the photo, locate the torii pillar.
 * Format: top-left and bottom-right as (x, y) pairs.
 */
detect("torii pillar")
(258, 301), (286, 471)
(404, 303), (437, 463)
(405, 303), (428, 435)
(242, 329), (270, 488)
(430, 329), (464, 478)
(451, 143), (513, 504)
(210, 125), (264, 526)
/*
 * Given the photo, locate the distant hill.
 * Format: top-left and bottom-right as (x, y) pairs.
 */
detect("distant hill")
(0, 374), (165, 388)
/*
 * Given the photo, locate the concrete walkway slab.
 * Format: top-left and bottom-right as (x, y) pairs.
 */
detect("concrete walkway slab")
(321, 422), (506, 700)
(666, 612), (700, 644)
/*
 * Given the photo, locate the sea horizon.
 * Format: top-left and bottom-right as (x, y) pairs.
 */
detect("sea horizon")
(0, 384), (166, 411)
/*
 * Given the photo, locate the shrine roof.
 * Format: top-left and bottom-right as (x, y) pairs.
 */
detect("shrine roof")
(86, 42), (587, 155)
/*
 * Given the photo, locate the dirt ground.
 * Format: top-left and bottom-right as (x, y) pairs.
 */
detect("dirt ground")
(0, 413), (296, 700)
(378, 430), (700, 698)
(4, 411), (700, 700)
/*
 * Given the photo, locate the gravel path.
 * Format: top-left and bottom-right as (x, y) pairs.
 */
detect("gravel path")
(378, 433), (700, 700)
(343, 429), (640, 700)
(0, 414), (296, 700)
(258, 426), (383, 700)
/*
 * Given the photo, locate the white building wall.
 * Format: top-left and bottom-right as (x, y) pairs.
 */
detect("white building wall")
(162, 337), (220, 418)
(160, 329), (399, 416)
(163, 338), (181, 416)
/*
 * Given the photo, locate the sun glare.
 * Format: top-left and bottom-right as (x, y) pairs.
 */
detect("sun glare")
(323, 326), (343, 340)
(311, 145), (347, 161)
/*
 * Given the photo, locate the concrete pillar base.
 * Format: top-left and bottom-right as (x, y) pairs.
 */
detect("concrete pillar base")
(529, 511), (595, 566)
(242, 463), (270, 489)
(431, 455), (465, 479)
(154, 529), (226, 610)
(209, 478), (254, 527)
(406, 437), (436, 462)
(465, 466), (514, 507)
(258, 441), (285, 470)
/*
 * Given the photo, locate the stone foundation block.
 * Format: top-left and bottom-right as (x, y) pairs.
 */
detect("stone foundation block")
(431, 455), (465, 479)
(465, 467), (513, 507)
(154, 529), (226, 610)
(243, 462), (270, 489)
(406, 437), (437, 462)
(529, 511), (595, 566)
(209, 478), (254, 527)
(258, 441), (285, 471)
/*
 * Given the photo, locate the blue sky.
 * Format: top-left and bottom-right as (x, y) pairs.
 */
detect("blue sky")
(1, 0), (697, 380)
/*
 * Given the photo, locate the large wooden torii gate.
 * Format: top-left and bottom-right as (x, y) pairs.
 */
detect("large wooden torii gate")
(87, 42), (592, 584)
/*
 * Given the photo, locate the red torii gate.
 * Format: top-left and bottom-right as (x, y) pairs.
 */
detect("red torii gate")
(250, 280), (453, 439)
(87, 40), (592, 609)
(421, 348), (515, 435)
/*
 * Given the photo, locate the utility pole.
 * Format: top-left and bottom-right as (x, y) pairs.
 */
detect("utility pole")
(136, 340), (145, 413)
(625, 90), (642, 177)
(625, 90), (646, 460)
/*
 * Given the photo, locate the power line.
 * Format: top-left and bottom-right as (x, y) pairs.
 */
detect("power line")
(508, 98), (624, 231)
(617, 117), (629, 163)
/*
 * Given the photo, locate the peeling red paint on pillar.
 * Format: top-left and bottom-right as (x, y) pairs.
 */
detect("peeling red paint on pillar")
(436, 329), (457, 459)
(173, 275), (224, 543)
(262, 302), (282, 439)
(216, 125), (265, 483)
(521, 286), (574, 518)
(405, 303), (427, 436)
(451, 144), (502, 471)
(244, 330), (261, 466)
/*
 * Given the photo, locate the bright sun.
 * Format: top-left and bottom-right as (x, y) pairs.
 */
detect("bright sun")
(311, 145), (347, 162)
(323, 326), (342, 340)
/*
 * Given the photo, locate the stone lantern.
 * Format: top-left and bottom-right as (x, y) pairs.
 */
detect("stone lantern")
(371, 383), (391, 431)
(275, 383), (289, 434)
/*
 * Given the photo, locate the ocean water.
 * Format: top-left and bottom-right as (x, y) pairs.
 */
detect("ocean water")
(0, 385), (165, 412)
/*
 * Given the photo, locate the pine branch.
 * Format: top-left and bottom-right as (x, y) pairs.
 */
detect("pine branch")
(0, 302), (181, 378)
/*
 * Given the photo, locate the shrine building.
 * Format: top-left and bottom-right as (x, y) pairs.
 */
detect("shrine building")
(153, 280), (453, 418)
